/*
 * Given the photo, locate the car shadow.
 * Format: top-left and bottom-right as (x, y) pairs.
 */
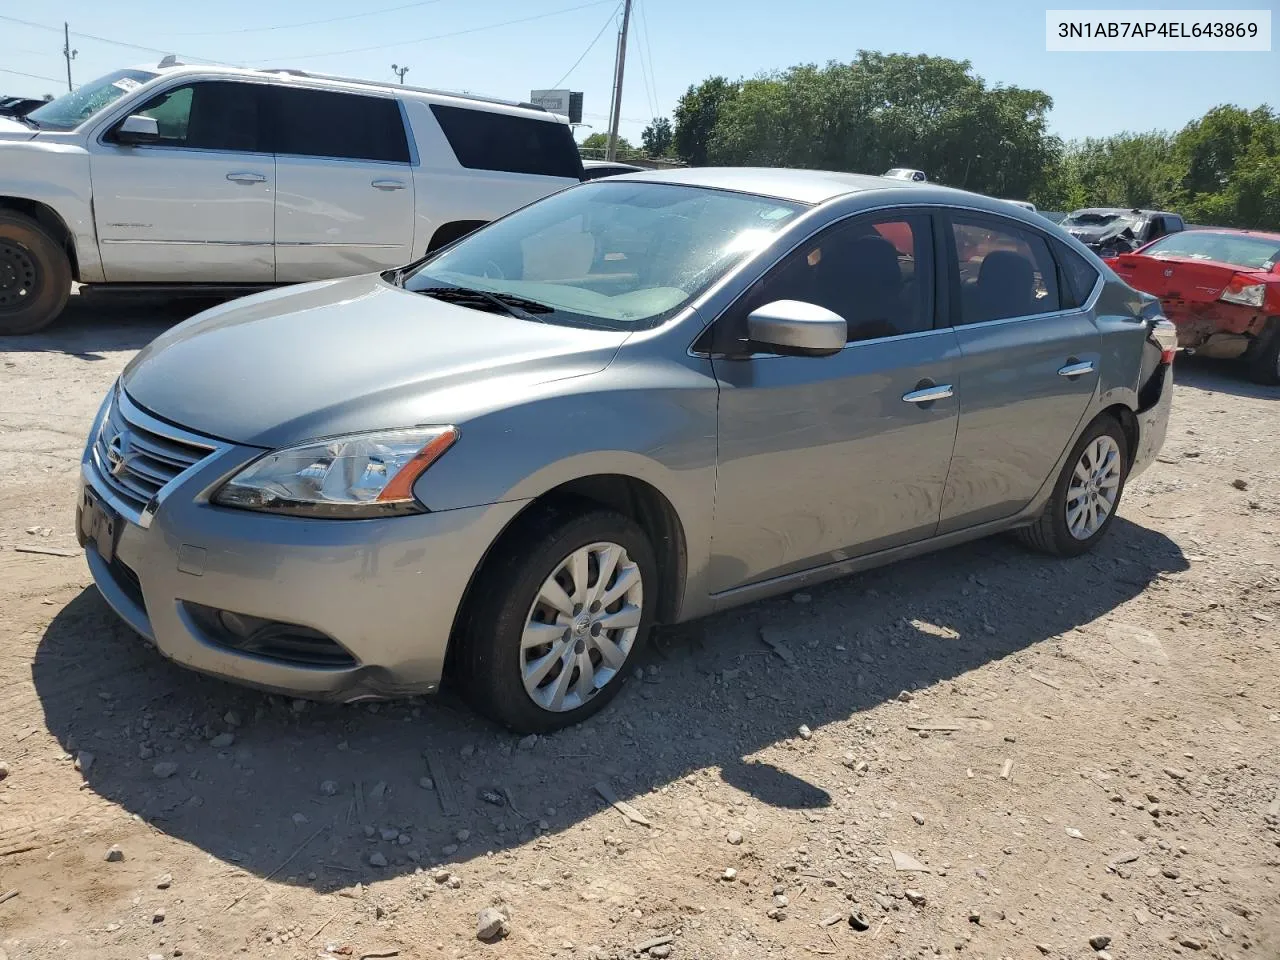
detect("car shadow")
(33, 517), (1187, 891)
(1174, 354), (1280, 400)
(0, 292), (230, 359)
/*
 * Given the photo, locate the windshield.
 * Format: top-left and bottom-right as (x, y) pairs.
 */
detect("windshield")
(1142, 231), (1280, 270)
(27, 69), (158, 131)
(1063, 211), (1143, 230)
(400, 181), (806, 330)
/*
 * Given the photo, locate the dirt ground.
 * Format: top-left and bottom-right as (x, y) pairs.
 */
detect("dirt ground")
(1, 294), (1278, 960)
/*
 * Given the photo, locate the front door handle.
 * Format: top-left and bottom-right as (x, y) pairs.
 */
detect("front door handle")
(226, 172), (267, 183)
(371, 179), (407, 191)
(902, 384), (954, 404)
(1057, 359), (1095, 378)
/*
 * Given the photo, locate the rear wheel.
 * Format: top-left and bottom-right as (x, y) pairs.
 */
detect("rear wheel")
(459, 504), (657, 733)
(1016, 416), (1130, 557)
(1246, 318), (1280, 386)
(0, 211), (71, 335)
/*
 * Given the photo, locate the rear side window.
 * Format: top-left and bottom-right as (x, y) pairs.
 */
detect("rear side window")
(125, 81), (266, 152)
(949, 215), (1061, 324)
(1053, 241), (1101, 309)
(431, 104), (583, 178)
(271, 88), (410, 162)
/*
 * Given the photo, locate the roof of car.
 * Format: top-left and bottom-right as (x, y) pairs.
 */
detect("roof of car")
(132, 59), (555, 119)
(605, 166), (1040, 214)
(1180, 226), (1280, 242)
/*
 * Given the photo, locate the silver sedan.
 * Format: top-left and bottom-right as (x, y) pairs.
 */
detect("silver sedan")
(78, 167), (1177, 732)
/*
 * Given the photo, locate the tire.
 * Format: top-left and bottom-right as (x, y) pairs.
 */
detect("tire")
(1246, 318), (1280, 386)
(0, 211), (72, 335)
(458, 504), (658, 733)
(1016, 415), (1130, 558)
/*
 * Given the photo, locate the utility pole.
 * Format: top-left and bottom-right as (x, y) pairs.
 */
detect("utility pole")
(62, 22), (78, 93)
(391, 64), (409, 84)
(604, 0), (632, 161)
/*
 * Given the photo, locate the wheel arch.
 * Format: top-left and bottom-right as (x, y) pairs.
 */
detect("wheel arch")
(444, 473), (689, 680)
(0, 195), (80, 280)
(1100, 402), (1140, 466)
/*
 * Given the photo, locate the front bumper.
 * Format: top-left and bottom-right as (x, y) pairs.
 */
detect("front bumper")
(77, 398), (528, 701)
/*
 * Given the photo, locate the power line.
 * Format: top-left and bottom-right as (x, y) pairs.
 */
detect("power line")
(158, 0), (454, 37)
(0, 13), (228, 64)
(550, 1), (620, 89)
(0, 66), (63, 84)
(637, 0), (661, 116)
(632, 0), (657, 120)
(261, 0), (617, 62)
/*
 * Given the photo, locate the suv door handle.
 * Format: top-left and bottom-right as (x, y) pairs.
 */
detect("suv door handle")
(902, 384), (954, 404)
(1057, 359), (1095, 378)
(371, 179), (407, 190)
(226, 172), (267, 183)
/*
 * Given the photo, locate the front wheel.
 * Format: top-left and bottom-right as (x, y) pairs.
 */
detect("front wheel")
(0, 211), (71, 335)
(1016, 416), (1130, 557)
(459, 505), (658, 733)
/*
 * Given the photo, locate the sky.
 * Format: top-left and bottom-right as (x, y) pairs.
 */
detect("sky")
(1, 0), (1276, 148)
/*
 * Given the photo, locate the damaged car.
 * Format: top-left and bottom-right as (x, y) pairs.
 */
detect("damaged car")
(1111, 227), (1280, 384)
(1062, 207), (1185, 259)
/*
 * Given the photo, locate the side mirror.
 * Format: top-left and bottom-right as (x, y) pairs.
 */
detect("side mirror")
(746, 300), (846, 356)
(114, 114), (159, 145)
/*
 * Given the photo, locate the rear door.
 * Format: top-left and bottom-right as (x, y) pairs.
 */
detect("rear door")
(938, 211), (1101, 533)
(89, 79), (274, 281)
(270, 86), (415, 281)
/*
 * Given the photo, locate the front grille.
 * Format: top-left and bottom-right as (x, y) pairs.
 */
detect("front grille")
(92, 391), (216, 517)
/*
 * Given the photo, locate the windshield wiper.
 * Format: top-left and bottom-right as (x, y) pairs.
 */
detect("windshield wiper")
(416, 286), (554, 322)
(12, 114), (39, 129)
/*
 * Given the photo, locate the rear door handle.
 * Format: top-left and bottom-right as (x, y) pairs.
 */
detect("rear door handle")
(226, 172), (267, 183)
(371, 179), (407, 190)
(902, 384), (954, 404)
(1057, 360), (1095, 377)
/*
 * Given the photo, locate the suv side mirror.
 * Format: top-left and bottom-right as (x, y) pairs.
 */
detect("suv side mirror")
(114, 114), (160, 145)
(746, 300), (846, 356)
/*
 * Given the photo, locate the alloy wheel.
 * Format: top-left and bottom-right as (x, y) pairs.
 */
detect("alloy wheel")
(520, 541), (644, 713)
(1065, 435), (1122, 540)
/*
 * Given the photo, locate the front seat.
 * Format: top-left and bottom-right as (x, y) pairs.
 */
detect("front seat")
(817, 235), (904, 341)
(975, 250), (1035, 322)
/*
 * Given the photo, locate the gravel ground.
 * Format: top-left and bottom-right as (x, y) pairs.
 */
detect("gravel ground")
(1, 295), (1278, 960)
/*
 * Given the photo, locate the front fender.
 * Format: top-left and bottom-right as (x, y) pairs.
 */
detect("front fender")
(0, 141), (102, 281)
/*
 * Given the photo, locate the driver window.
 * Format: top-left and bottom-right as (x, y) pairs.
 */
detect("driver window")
(121, 82), (263, 152)
(723, 213), (935, 349)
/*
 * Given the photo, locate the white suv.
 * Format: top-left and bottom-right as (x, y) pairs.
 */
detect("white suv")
(0, 59), (585, 334)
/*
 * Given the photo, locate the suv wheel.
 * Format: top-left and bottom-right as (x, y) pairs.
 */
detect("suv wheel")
(0, 211), (71, 335)
(459, 505), (658, 733)
(1016, 416), (1130, 557)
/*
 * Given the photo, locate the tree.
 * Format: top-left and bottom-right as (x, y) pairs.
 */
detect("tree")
(1175, 105), (1280, 228)
(581, 131), (634, 155)
(672, 76), (737, 165)
(641, 116), (674, 157)
(683, 53), (1056, 200)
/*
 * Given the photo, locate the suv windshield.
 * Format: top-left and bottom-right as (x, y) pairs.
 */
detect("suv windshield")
(1142, 231), (1280, 270)
(399, 181), (806, 331)
(26, 69), (158, 131)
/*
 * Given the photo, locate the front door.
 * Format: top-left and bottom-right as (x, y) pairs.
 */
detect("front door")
(269, 86), (416, 282)
(90, 79), (274, 282)
(708, 212), (961, 594)
(938, 212), (1101, 533)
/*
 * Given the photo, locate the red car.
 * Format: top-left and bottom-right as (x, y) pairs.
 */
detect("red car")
(1110, 228), (1280, 384)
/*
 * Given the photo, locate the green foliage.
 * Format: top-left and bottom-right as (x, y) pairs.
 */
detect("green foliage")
(669, 55), (1279, 230)
(641, 116), (674, 157)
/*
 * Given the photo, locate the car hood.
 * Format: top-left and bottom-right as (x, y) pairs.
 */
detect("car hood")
(0, 117), (38, 140)
(1064, 222), (1133, 245)
(122, 274), (630, 448)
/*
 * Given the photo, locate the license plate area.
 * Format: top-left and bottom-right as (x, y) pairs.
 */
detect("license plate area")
(78, 487), (122, 565)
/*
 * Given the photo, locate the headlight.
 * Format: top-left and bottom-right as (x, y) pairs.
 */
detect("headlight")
(1219, 282), (1265, 308)
(213, 426), (458, 518)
